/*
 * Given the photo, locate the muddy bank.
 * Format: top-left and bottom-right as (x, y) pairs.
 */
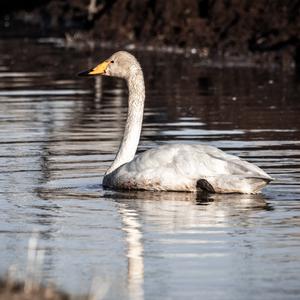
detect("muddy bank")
(0, 276), (74, 300)
(1, 0), (300, 67)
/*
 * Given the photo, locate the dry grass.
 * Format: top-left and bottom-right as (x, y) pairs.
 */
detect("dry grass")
(0, 234), (106, 300)
(0, 276), (72, 300)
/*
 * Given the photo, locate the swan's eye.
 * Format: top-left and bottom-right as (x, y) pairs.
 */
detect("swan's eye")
(111, 60), (114, 63)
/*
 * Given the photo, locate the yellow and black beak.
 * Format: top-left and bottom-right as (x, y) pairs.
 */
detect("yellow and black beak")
(78, 60), (110, 77)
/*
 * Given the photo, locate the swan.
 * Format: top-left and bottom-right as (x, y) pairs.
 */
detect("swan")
(79, 51), (273, 193)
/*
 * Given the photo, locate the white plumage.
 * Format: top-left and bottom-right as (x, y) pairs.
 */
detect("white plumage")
(79, 51), (273, 193)
(103, 144), (272, 193)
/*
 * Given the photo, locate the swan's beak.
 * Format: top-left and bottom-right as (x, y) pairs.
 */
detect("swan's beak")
(78, 60), (109, 77)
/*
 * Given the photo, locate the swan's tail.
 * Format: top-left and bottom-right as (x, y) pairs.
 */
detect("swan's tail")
(197, 175), (274, 194)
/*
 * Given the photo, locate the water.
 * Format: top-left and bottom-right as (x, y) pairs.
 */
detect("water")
(0, 38), (300, 300)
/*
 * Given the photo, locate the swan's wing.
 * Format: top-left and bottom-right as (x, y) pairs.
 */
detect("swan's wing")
(109, 144), (272, 193)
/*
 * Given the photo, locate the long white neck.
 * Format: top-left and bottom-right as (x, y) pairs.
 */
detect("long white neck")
(105, 69), (145, 174)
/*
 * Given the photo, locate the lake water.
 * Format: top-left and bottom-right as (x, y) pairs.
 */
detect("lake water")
(0, 38), (300, 300)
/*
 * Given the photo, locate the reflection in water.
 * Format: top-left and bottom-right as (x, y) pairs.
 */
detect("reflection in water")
(39, 186), (272, 300)
(0, 39), (300, 299)
(107, 190), (271, 231)
(94, 76), (102, 103)
(119, 204), (144, 300)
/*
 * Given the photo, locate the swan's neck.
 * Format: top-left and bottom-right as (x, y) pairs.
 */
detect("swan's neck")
(106, 70), (145, 174)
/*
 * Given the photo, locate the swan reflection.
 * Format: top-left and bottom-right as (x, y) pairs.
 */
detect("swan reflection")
(118, 203), (144, 300)
(106, 189), (271, 299)
(109, 190), (272, 224)
(39, 185), (271, 299)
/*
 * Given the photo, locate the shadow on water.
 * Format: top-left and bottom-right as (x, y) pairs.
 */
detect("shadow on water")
(1, 38), (300, 299)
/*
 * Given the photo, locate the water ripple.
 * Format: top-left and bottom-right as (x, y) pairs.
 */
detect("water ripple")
(0, 39), (299, 300)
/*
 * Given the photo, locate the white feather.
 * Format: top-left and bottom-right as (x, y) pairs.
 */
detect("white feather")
(104, 144), (272, 193)
(94, 51), (273, 194)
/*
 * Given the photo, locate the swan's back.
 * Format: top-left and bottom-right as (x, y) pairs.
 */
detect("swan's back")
(103, 144), (272, 193)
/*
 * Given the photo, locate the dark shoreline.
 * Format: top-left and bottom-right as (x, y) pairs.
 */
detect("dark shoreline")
(1, 0), (299, 69)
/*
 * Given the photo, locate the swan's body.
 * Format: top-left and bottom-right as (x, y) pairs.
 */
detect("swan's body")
(79, 51), (273, 193)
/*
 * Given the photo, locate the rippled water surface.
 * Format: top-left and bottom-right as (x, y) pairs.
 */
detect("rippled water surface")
(1, 39), (300, 300)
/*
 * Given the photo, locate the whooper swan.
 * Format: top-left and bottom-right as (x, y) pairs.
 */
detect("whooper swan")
(79, 51), (273, 193)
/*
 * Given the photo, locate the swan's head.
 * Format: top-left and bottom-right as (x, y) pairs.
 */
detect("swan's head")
(78, 51), (141, 80)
